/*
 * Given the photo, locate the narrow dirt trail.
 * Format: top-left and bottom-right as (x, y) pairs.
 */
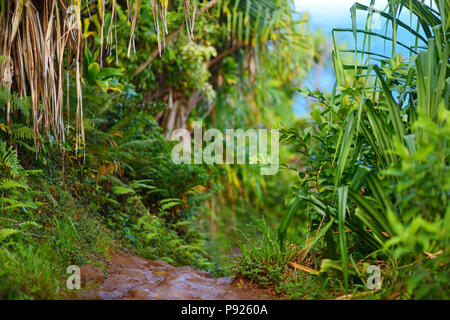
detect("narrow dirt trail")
(80, 254), (271, 300)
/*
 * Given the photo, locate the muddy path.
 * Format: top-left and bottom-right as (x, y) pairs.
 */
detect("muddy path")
(79, 254), (272, 300)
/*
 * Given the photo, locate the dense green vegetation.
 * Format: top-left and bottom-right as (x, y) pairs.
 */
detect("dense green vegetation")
(237, 0), (450, 299)
(0, 0), (448, 300)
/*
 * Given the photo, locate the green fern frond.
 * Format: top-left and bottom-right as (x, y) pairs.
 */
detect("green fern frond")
(11, 93), (32, 117)
(0, 141), (22, 178)
(129, 180), (157, 190)
(112, 186), (135, 195)
(0, 228), (21, 241)
(159, 198), (184, 211)
(0, 197), (37, 211)
(118, 139), (156, 149)
(0, 179), (28, 190)
(11, 125), (34, 141)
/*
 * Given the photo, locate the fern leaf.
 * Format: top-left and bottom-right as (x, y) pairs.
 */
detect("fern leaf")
(0, 228), (20, 241)
(0, 179), (28, 190)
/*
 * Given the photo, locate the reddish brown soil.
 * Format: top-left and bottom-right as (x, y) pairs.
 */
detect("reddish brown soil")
(80, 254), (271, 300)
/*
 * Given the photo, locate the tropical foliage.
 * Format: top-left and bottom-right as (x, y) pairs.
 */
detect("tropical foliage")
(278, 0), (449, 299)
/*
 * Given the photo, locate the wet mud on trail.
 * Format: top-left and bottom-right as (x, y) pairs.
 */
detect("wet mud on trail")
(79, 254), (272, 300)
